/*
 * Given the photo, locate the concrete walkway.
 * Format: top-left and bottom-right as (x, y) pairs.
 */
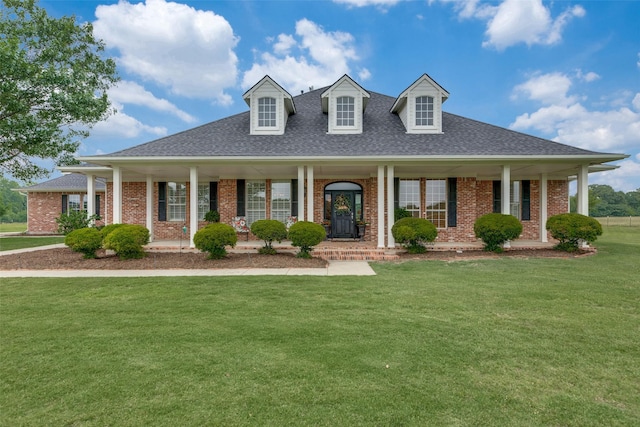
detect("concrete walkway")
(0, 244), (376, 277)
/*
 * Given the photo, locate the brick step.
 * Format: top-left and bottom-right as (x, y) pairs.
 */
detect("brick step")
(313, 248), (400, 261)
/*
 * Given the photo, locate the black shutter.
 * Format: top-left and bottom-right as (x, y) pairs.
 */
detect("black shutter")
(62, 195), (68, 214)
(521, 180), (531, 221)
(447, 177), (457, 227)
(493, 181), (501, 213)
(291, 179), (298, 216)
(158, 182), (167, 221)
(209, 182), (218, 212)
(236, 179), (245, 216)
(95, 195), (101, 217)
(394, 177), (400, 210)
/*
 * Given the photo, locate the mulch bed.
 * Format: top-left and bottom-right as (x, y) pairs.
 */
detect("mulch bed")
(0, 247), (594, 270)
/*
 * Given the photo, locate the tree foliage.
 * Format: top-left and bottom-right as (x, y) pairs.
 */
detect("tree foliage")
(0, 0), (118, 181)
(0, 176), (26, 222)
(570, 185), (640, 217)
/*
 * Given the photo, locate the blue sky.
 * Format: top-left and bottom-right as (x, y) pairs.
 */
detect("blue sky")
(39, 0), (639, 192)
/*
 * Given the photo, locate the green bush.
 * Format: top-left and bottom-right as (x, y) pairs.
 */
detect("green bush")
(193, 223), (238, 259)
(100, 223), (126, 240)
(546, 213), (603, 252)
(103, 224), (150, 260)
(56, 211), (100, 235)
(288, 221), (326, 258)
(391, 217), (438, 253)
(394, 207), (413, 222)
(65, 227), (103, 259)
(204, 210), (220, 223)
(250, 219), (287, 255)
(474, 213), (523, 252)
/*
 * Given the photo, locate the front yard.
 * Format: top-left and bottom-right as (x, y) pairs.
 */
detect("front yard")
(1, 226), (638, 425)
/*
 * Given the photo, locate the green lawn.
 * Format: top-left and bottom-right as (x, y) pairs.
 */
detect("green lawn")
(1, 228), (639, 426)
(0, 236), (65, 251)
(0, 222), (27, 233)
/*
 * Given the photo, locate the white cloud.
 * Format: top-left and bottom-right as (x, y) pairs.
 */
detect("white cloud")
(576, 69), (600, 83)
(242, 19), (366, 94)
(333, 0), (401, 8)
(633, 93), (640, 111)
(93, 0), (238, 105)
(589, 159), (640, 193)
(91, 101), (167, 139)
(435, 0), (585, 50)
(109, 81), (196, 123)
(510, 73), (640, 153)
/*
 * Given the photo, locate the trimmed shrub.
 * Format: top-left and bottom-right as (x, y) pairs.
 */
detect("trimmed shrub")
(103, 224), (150, 260)
(474, 213), (523, 252)
(56, 211), (100, 235)
(100, 223), (126, 240)
(204, 210), (220, 223)
(250, 219), (287, 255)
(546, 213), (603, 252)
(394, 207), (413, 222)
(65, 227), (103, 259)
(288, 221), (326, 258)
(391, 217), (438, 254)
(193, 223), (238, 259)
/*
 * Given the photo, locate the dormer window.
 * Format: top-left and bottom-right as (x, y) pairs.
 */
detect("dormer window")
(415, 96), (434, 127)
(258, 97), (277, 127)
(336, 96), (355, 127)
(391, 74), (449, 134)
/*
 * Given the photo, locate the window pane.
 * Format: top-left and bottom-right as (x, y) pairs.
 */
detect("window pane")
(416, 96), (434, 126)
(399, 179), (420, 218)
(271, 181), (291, 223)
(198, 184), (210, 221)
(426, 179), (447, 228)
(510, 181), (521, 220)
(258, 97), (276, 127)
(246, 180), (266, 225)
(336, 96), (354, 126)
(168, 182), (186, 221)
(68, 195), (81, 213)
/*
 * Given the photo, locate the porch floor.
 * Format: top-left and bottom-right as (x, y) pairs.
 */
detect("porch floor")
(145, 239), (555, 261)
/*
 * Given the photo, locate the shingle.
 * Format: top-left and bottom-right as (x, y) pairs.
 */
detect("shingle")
(23, 174), (106, 192)
(102, 88), (606, 159)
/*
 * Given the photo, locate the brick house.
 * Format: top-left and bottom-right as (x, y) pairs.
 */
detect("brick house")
(28, 73), (627, 246)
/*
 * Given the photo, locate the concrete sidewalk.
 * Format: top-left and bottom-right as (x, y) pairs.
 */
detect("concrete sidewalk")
(0, 260), (376, 278)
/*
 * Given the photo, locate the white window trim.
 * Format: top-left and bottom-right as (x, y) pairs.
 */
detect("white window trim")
(258, 96), (277, 128)
(425, 179), (447, 229)
(167, 182), (186, 222)
(270, 181), (292, 223)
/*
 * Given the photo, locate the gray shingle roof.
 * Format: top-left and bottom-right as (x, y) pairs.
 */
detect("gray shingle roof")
(22, 173), (106, 192)
(99, 88), (610, 159)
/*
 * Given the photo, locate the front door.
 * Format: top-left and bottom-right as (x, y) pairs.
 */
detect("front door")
(331, 192), (355, 238)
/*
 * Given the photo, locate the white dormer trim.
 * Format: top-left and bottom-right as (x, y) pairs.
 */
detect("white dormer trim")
(243, 76), (296, 135)
(321, 75), (370, 135)
(390, 73), (449, 134)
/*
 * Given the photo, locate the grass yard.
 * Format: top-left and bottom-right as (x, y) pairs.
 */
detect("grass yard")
(1, 227), (639, 426)
(0, 236), (65, 251)
(0, 222), (27, 233)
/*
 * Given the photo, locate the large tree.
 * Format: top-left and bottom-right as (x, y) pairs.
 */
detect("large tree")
(0, 0), (118, 181)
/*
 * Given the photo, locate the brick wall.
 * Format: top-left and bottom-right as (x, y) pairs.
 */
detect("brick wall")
(27, 191), (106, 234)
(60, 176), (569, 243)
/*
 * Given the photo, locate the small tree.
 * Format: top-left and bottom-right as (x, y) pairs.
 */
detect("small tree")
(250, 219), (287, 255)
(394, 207), (413, 222)
(193, 223), (238, 259)
(65, 227), (102, 259)
(103, 224), (149, 260)
(288, 221), (325, 259)
(546, 213), (603, 252)
(474, 213), (523, 252)
(56, 211), (100, 235)
(391, 217), (438, 254)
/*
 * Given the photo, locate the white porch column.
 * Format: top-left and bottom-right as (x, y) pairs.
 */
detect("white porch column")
(577, 164), (589, 215)
(146, 176), (154, 242)
(539, 173), (548, 243)
(386, 165), (395, 248)
(112, 166), (122, 224)
(297, 165), (305, 221)
(86, 174), (95, 218)
(377, 165), (385, 248)
(501, 165), (511, 215)
(306, 165), (314, 222)
(189, 166), (198, 248)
